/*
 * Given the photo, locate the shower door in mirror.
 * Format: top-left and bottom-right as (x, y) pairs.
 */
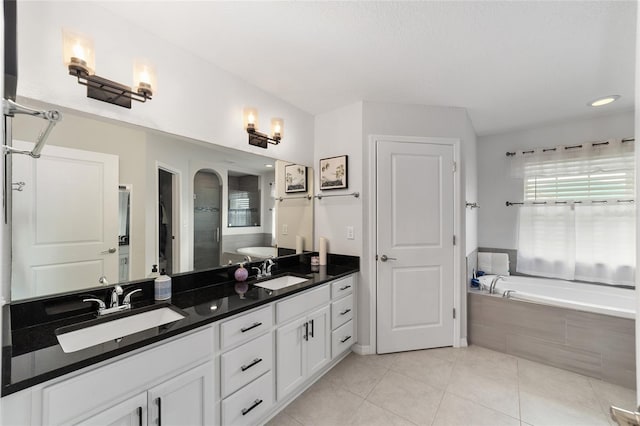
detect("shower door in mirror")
(193, 169), (222, 270)
(12, 141), (119, 299)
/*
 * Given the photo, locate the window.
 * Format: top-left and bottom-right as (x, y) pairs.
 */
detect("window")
(228, 172), (261, 227)
(514, 140), (635, 286)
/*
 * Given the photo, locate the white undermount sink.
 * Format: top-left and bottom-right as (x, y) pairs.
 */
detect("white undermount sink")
(254, 275), (309, 291)
(56, 306), (185, 353)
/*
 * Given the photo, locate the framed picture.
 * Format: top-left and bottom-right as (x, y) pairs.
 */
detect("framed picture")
(284, 164), (308, 193)
(320, 155), (348, 190)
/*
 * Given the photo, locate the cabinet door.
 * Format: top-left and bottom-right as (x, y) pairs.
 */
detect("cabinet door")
(276, 316), (307, 400)
(75, 392), (146, 426)
(306, 305), (330, 377)
(147, 362), (214, 426)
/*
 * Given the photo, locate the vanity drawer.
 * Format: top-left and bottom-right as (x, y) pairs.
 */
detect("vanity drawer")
(331, 275), (354, 299)
(331, 319), (354, 359)
(222, 371), (274, 426)
(221, 305), (273, 350)
(221, 332), (273, 398)
(331, 294), (353, 330)
(276, 284), (330, 324)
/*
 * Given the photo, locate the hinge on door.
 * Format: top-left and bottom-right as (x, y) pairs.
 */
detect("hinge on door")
(453, 308), (456, 319)
(453, 235), (456, 245)
(452, 162), (457, 172)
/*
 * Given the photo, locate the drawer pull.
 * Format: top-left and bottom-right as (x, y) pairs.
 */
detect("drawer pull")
(303, 322), (309, 341)
(340, 335), (352, 343)
(241, 322), (263, 333)
(310, 319), (315, 338)
(339, 285), (352, 291)
(240, 357), (263, 372)
(241, 399), (263, 416)
(156, 397), (162, 426)
(137, 407), (143, 426)
(340, 308), (352, 316)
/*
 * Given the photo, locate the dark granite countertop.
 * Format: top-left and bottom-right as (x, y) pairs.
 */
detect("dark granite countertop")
(2, 253), (359, 396)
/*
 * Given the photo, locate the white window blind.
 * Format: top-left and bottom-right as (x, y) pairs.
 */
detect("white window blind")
(524, 151), (635, 202)
(514, 139), (635, 286)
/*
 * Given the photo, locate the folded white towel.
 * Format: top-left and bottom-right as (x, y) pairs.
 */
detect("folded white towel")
(478, 252), (510, 275)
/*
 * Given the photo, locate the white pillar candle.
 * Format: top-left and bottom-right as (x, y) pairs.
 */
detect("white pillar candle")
(319, 237), (328, 265)
(296, 235), (304, 254)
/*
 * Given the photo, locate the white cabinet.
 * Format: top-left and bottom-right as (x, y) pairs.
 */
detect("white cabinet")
(276, 304), (330, 400)
(148, 362), (213, 426)
(40, 327), (214, 426)
(74, 362), (213, 426)
(76, 393), (147, 426)
(330, 276), (355, 361)
(221, 371), (274, 426)
(219, 307), (275, 425)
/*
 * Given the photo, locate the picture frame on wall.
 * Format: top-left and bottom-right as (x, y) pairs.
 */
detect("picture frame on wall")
(319, 155), (348, 190)
(284, 164), (308, 193)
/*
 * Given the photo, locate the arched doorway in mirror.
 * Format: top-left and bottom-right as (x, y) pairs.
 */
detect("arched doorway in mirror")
(193, 169), (222, 270)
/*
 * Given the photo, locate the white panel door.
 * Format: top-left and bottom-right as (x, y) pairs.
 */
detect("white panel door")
(376, 140), (455, 354)
(276, 316), (306, 400)
(11, 141), (119, 299)
(74, 393), (147, 426)
(305, 305), (330, 377)
(147, 362), (214, 426)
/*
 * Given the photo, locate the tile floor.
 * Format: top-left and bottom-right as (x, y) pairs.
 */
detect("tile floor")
(266, 345), (637, 426)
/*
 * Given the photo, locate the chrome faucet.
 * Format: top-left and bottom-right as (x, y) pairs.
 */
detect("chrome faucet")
(489, 275), (505, 294)
(261, 258), (275, 277)
(84, 286), (142, 316)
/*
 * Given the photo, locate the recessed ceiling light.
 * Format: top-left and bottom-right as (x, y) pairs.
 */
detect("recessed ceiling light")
(265, 164), (273, 168)
(588, 95), (621, 107)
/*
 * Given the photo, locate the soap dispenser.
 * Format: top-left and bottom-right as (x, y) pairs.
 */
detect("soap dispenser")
(154, 269), (172, 301)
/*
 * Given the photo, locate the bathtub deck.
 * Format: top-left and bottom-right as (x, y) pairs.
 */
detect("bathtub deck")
(468, 291), (636, 389)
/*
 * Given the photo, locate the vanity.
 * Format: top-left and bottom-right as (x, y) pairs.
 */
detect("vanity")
(1, 254), (359, 425)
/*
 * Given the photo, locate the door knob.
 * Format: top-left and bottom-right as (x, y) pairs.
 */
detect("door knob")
(101, 247), (117, 254)
(380, 255), (397, 262)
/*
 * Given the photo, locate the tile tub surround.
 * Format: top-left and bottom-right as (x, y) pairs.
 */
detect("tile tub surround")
(2, 253), (359, 396)
(266, 345), (636, 426)
(468, 291), (636, 389)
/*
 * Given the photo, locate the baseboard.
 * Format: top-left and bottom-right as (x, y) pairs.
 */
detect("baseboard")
(352, 344), (374, 355)
(459, 338), (468, 347)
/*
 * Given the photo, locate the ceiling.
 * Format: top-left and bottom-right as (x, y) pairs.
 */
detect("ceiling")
(101, 1), (636, 136)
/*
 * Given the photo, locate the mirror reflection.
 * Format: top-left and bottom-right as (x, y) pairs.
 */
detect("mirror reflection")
(10, 103), (313, 301)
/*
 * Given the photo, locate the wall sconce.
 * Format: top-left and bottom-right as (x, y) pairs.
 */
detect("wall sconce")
(63, 29), (155, 109)
(243, 108), (283, 149)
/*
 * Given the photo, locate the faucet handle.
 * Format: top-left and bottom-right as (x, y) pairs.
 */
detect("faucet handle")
(123, 289), (142, 305)
(83, 298), (106, 310)
(252, 266), (263, 278)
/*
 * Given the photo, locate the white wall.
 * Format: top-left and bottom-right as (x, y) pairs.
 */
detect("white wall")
(478, 110), (634, 250)
(314, 101), (478, 351)
(275, 160), (314, 252)
(313, 102), (364, 255)
(16, 1), (314, 166)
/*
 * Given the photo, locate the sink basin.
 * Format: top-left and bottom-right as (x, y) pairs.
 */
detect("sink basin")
(55, 305), (186, 353)
(254, 275), (309, 291)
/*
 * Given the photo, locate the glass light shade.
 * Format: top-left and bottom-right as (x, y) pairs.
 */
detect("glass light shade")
(133, 60), (157, 96)
(62, 29), (95, 75)
(243, 108), (259, 131)
(271, 118), (284, 140)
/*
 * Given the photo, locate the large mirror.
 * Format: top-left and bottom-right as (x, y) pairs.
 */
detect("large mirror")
(10, 101), (314, 301)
